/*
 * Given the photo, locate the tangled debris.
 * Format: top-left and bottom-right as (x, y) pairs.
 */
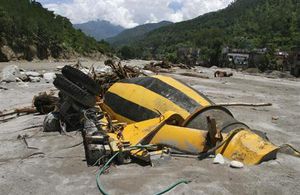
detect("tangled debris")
(33, 92), (59, 114)
(91, 60), (145, 96)
(0, 91), (58, 123)
(144, 61), (192, 74)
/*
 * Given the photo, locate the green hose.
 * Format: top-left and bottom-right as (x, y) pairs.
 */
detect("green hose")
(154, 179), (191, 195)
(96, 152), (119, 195)
(96, 145), (191, 195)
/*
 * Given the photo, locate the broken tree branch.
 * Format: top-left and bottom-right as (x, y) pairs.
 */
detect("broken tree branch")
(216, 103), (272, 107)
(0, 107), (37, 118)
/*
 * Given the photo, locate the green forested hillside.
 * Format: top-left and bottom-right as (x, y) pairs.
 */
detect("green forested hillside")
(130, 0), (300, 66)
(0, 0), (110, 61)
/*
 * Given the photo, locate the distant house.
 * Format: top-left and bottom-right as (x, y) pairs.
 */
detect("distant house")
(222, 48), (291, 71)
(222, 48), (253, 68)
(227, 53), (250, 67)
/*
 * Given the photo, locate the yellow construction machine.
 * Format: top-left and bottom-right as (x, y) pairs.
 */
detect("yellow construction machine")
(75, 74), (278, 166)
(49, 65), (298, 168)
(46, 64), (300, 194)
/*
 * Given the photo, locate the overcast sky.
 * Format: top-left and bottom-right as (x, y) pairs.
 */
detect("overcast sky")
(37, 0), (234, 28)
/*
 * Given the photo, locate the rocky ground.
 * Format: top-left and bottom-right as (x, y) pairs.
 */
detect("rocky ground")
(0, 60), (300, 195)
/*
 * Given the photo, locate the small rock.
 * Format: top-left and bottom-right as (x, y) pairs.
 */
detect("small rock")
(19, 72), (29, 81)
(272, 116), (279, 121)
(210, 66), (218, 69)
(43, 72), (56, 83)
(142, 70), (154, 75)
(24, 71), (41, 77)
(16, 78), (23, 82)
(29, 76), (41, 83)
(230, 160), (244, 168)
(213, 154), (225, 164)
(56, 65), (64, 71)
(80, 68), (89, 75)
(94, 66), (113, 74)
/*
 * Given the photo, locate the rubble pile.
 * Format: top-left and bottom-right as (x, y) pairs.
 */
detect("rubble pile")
(0, 91), (58, 123)
(33, 92), (59, 114)
(91, 60), (145, 96)
(0, 64), (56, 83)
(144, 61), (192, 73)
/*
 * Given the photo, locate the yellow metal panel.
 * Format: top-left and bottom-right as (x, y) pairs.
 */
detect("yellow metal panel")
(121, 117), (163, 145)
(108, 82), (190, 118)
(116, 111), (184, 145)
(153, 75), (212, 107)
(217, 130), (279, 165)
(150, 125), (207, 154)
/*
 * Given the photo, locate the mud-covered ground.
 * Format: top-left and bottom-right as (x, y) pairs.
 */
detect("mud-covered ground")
(0, 60), (300, 195)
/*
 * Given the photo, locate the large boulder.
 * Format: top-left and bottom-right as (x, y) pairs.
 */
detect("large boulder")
(43, 72), (56, 83)
(1, 65), (21, 82)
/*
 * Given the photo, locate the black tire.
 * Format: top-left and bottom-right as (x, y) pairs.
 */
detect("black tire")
(62, 65), (101, 95)
(54, 74), (96, 107)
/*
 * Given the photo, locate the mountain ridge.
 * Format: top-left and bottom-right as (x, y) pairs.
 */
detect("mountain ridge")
(74, 20), (125, 41)
(107, 21), (173, 46)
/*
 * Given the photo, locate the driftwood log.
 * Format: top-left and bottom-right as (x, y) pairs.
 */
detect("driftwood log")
(0, 107), (37, 122)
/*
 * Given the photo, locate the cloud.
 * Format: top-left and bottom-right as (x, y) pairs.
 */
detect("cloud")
(39, 0), (234, 28)
(168, 0), (183, 12)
